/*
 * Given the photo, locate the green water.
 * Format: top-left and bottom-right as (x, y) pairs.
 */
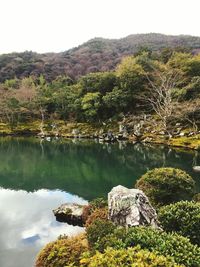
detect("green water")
(0, 137), (199, 267)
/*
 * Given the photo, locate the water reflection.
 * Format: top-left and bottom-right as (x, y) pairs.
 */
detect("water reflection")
(0, 138), (199, 267)
(0, 189), (86, 267)
(0, 138), (199, 200)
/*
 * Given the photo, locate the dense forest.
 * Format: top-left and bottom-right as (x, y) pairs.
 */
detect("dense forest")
(1, 33), (200, 82)
(1, 45), (200, 138)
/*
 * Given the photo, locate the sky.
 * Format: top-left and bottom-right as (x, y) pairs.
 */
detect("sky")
(0, 0), (200, 54)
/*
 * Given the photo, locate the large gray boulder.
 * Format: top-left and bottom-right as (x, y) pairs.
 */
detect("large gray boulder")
(108, 185), (160, 228)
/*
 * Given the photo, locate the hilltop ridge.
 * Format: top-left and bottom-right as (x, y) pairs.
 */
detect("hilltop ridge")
(0, 33), (200, 82)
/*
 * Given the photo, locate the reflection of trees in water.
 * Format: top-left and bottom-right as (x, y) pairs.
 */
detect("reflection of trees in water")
(113, 143), (168, 173)
(0, 137), (199, 200)
(108, 142), (200, 190)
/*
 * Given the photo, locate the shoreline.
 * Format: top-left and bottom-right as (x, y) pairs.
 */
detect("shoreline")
(0, 120), (200, 150)
(0, 132), (200, 151)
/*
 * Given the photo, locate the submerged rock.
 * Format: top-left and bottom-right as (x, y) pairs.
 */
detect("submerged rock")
(53, 203), (85, 226)
(108, 185), (160, 228)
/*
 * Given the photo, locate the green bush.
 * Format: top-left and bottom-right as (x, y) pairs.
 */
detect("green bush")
(89, 197), (108, 210)
(95, 226), (200, 267)
(136, 168), (195, 207)
(80, 247), (182, 267)
(86, 219), (116, 249)
(158, 201), (200, 246)
(94, 228), (126, 252)
(35, 234), (88, 267)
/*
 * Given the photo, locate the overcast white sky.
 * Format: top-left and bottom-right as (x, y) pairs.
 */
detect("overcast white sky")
(0, 0), (200, 54)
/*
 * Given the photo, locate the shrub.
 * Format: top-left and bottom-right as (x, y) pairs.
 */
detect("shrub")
(158, 201), (200, 245)
(94, 228), (126, 252)
(85, 207), (108, 227)
(86, 219), (116, 249)
(82, 198), (108, 222)
(35, 234), (88, 267)
(80, 247), (182, 267)
(136, 168), (195, 207)
(89, 197), (108, 210)
(95, 226), (200, 267)
(82, 205), (92, 223)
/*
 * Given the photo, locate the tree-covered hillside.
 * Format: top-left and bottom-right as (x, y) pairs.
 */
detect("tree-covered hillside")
(1, 48), (200, 140)
(0, 33), (200, 82)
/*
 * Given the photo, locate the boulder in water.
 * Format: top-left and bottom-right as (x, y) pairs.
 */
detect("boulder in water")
(53, 203), (85, 226)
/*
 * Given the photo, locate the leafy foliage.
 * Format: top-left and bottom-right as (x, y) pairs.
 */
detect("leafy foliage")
(89, 197), (108, 209)
(85, 207), (108, 227)
(1, 41), (200, 138)
(158, 201), (200, 245)
(94, 226), (200, 267)
(35, 234), (88, 267)
(86, 219), (116, 249)
(1, 33), (200, 82)
(81, 92), (101, 121)
(80, 246), (182, 267)
(136, 168), (195, 207)
(82, 198), (108, 223)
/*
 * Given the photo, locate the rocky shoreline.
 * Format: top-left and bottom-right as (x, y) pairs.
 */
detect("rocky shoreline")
(0, 120), (200, 150)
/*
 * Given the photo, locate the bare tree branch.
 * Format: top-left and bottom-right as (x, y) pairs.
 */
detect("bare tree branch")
(146, 68), (181, 134)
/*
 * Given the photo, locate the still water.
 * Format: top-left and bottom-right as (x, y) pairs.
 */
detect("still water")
(0, 137), (199, 267)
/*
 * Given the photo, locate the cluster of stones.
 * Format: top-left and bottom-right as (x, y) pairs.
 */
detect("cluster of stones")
(53, 185), (160, 229)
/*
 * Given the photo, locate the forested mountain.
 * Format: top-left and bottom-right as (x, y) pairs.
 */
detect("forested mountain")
(0, 33), (200, 82)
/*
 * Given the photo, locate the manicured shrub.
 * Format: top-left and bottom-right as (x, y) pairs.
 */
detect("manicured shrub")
(86, 219), (116, 249)
(35, 234), (88, 267)
(136, 168), (195, 207)
(80, 247), (182, 267)
(85, 207), (108, 227)
(94, 228), (126, 252)
(95, 226), (200, 267)
(158, 201), (200, 245)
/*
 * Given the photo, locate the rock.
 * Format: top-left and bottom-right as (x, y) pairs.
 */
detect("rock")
(99, 129), (104, 135)
(99, 132), (117, 143)
(119, 124), (124, 133)
(193, 166), (200, 172)
(53, 203), (85, 226)
(108, 185), (160, 229)
(117, 133), (128, 140)
(72, 129), (79, 136)
(179, 132), (185, 136)
(117, 133), (123, 140)
(142, 137), (153, 143)
(122, 132), (128, 139)
(188, 132), (195, 137)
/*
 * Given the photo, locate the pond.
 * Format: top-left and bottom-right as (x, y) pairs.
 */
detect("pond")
(0, 137), (199, 267)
